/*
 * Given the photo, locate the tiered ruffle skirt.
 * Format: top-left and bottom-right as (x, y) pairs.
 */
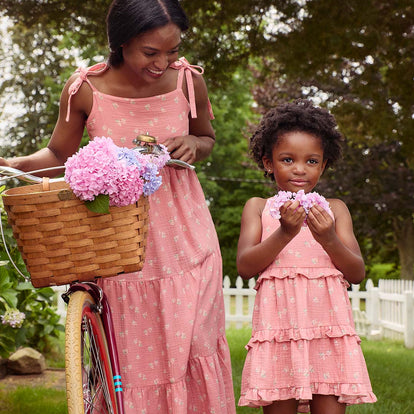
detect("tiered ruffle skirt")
(239, 268), (376, 412)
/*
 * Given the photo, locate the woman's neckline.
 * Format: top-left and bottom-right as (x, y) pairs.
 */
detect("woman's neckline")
(87, 63), (181, 101)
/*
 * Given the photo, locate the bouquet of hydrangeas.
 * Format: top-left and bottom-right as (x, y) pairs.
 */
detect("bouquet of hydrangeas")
(269, 190), (331, 222)
(64, 137), (170, 213)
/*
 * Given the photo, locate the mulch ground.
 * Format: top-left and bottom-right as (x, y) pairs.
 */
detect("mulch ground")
(0, 369), (66, 390)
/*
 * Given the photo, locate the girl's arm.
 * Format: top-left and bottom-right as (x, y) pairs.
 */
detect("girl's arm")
(307, 199), (365, 284)
(163, 72), (215, 164)
(237, 197), (305, 279)
(0, 74), (89, 176)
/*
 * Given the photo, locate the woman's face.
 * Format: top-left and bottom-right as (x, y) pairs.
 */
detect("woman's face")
(263, 131), (327, 193)
(121, 22), (181, 82)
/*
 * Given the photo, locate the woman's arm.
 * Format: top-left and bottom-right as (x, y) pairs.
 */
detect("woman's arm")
(237, 198), (305, 279)
(163, 72), (215, 164)
(0, 74), (90, 176)
(307, 199), (365, 284)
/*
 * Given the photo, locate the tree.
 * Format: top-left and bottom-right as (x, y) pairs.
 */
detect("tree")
(316, 141), (414, 280)
(250, 0), (414, 279)
(0, 22), (78, 156)
(0, 1), (269, 281)
(2, 0), (413, 279)
(198, 68), (270, 279)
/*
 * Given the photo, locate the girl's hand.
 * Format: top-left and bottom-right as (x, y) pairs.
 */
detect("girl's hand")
(279, 200), (306, 238)
(306, 204), (336, 245)
(309, 199), (365, 284)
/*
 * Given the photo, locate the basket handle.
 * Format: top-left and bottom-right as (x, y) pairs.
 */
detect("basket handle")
(42, 177), (50, 191)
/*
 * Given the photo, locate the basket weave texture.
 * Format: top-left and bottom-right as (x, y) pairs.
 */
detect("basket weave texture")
(3, 181), (149, 287)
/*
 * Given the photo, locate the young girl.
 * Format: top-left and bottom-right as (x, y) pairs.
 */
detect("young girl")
(0, 0), (235, 412)
(237, 100), (376, 414)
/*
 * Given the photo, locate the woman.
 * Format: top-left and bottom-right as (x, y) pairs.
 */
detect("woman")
(0, 1), (235, 412)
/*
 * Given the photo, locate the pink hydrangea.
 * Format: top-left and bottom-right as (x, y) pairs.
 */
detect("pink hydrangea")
(64, 137), (169, 207)
(269, 190), (332, 222)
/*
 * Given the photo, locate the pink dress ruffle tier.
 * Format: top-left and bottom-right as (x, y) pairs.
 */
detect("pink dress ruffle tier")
(68, 58), (235, 413)
(239, 199), (376, 413)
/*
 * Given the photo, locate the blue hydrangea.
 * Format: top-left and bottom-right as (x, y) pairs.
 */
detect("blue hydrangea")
(143, 175), (162, 196)
(117, 148), (142, 167)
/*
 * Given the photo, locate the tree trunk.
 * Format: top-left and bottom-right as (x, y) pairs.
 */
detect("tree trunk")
(394, 216), (414, 280)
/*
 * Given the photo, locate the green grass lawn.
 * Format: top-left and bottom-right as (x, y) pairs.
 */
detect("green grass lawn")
(0, 387), (67, 414)
(1, 329), (413, 414)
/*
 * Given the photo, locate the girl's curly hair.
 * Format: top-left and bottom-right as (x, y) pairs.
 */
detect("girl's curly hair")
(250, 99), (343, 179)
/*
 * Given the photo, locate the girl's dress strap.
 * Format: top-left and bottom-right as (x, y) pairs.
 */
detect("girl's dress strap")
(171, 57), (214, 120)
(65, 62), (108, 122)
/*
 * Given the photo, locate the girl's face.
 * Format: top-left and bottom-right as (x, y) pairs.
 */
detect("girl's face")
(263, 131), (327, 193)
(121, 23), (181, 82)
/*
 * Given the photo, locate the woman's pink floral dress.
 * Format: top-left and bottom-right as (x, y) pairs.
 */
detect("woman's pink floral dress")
(67, 58), (235, 413)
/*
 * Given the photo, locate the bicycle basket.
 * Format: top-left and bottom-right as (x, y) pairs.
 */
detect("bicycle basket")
(2, 180), (149, 287)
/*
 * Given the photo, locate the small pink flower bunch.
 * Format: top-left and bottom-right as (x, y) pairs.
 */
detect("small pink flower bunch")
(65, 137), (170, 212)
(269, 190), (331, 221)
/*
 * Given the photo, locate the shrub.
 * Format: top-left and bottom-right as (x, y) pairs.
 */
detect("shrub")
(0, 196), (64, 358)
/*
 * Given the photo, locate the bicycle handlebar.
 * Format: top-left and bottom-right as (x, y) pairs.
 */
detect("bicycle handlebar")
(0, 166), (66, 184)
(0, 157), (195, 185)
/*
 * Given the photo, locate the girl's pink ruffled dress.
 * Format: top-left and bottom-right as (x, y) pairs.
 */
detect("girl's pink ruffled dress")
(239, 199), (376, 412)
(67, 58), (235, 413)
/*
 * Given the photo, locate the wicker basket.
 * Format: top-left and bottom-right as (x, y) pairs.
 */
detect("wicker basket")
(2, 180), (149, 287)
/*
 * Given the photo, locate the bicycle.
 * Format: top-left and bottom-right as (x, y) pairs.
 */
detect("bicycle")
(0, 136), (194, 414)
(0, 166), (128, 414)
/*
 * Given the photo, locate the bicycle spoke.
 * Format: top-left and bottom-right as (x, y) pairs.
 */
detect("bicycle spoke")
(81, 316), (116, 413)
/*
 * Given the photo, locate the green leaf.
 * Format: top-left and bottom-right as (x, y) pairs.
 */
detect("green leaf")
(1, 290), (19, 308)
(84, 194), (110, 214)
(15, 282), (35, 291)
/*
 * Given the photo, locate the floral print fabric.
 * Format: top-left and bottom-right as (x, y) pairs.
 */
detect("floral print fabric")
(239, 199), (376, 412)
(68, 60), (235, 413)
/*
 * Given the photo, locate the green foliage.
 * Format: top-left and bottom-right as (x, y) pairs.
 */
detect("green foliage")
(0, 206), (64, 358)
(84, 194), (110, 214)
(250, 0), (414, 279)
(2, 0), (413, 279)
(198, 68), (272, 280)
(365, 263), (400, 288)
(316, 140), (414, 279)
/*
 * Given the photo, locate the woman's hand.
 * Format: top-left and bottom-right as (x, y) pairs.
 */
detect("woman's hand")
(0, 158), (10, 167)
(163, 135), (198, 165)
(163, 134), (214, 167)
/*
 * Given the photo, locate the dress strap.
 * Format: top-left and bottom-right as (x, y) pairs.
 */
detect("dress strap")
(65, 62), (108, 122)
(171, 57), (214, 119)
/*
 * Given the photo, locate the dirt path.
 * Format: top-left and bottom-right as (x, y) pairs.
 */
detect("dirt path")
(0, 369), (66, 390)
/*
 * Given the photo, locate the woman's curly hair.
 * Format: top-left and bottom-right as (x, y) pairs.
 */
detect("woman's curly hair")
(250, 99), (343, 179)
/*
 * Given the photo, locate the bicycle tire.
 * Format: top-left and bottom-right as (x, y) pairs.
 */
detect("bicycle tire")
(65, 290), (118, 414)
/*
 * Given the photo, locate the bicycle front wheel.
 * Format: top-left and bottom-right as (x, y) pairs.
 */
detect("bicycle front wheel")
(65, 290), (118, 414)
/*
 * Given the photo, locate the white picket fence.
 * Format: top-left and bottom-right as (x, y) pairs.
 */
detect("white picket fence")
(223, 276), (414, 349)
(53, 276), (414, 349)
